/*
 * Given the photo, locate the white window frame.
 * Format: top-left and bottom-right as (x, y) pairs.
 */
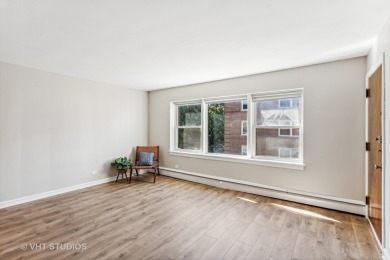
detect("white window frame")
(241, 121), (248, 136)
(169, 89), (304, 170)
(205, 98), (248, 156)
(171, 101), (203, 153)
(251, 90), (303, 164)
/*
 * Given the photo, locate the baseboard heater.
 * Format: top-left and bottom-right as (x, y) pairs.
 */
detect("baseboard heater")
(159, 167), (366, 215)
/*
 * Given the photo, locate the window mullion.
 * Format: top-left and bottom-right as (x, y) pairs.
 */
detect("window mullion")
(202, 101), (207, 154)
(248, 94), (253, 158)
(299, 94), (304, 160)
(170, 102), (176, 151)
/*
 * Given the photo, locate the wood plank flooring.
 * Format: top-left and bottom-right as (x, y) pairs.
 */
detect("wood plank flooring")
(0, 175), (381, 260)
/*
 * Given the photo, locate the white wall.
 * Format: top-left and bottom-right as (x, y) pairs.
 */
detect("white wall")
(367, 16), (390, 258)
(149, 57), (366, 202)
(0, 62), (148, 202)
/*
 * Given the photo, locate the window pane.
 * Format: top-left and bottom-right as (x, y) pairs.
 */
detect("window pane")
(208, 101), (247, 155)
(178, 128), (201, 150)
(242, 100), (248, 110)
(279, 128), (291, 136)
(279, 99), (291, 108)
(292, 128), (299, 136)
(292, 98), (299, 107)
(256, 97), (301, 126)
(292, 148), (299, 158)
(242, 121), (248, 135)
(279, 128), (299, 136)
(178, 104), (201, 126)
(241, 145), (248, 156)
(279, 148), (291, 158)
(256, 128), (300, 158)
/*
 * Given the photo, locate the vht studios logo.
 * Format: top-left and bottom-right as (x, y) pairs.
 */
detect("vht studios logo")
(20, 243), (87, 251)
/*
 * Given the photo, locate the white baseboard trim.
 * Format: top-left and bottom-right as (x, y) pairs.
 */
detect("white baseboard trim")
(0, 176), (117, 209)
(160, 167), (366, 215)
(384, 248), (389, 260)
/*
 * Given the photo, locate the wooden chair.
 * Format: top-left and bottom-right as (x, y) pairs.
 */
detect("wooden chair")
(129, 146), (160, 183)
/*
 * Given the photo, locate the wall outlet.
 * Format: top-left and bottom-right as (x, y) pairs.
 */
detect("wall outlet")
(91, 170), (97, 175)
(174, 165), (179, 169)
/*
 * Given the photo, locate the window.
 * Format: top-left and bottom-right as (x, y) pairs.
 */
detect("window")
(170, 89), (303, 169)
(279, 128), (291, 136)
(253, 94), (302, 161)
(241, 145), (248, 156)
(278, 128), (299, 137)
(207, 100), (247, 155)
(279, 148), (299, 158)
(279, 99), (292, 108)
(175, 103), (202, 151)
(241, 100), (248, 111)
(241, 121), (248, 136)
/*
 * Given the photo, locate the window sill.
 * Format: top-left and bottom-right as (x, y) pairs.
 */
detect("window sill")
(169, 151), (305, 170)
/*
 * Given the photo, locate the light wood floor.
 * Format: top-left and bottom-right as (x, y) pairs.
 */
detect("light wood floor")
(0, 175), (381, 260)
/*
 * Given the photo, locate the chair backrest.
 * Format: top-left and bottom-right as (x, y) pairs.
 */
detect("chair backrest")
(136, 146), (159, 162)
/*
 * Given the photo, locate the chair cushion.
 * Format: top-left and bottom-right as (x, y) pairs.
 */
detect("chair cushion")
(138, 152), (154, 166)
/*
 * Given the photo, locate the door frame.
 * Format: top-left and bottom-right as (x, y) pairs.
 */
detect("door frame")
(365, 53), (386, 249)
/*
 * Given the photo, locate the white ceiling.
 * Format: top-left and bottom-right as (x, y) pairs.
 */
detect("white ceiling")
(1, 1), (390, 91)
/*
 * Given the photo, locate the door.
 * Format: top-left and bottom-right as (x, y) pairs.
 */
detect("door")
(367, 64), (382, 243)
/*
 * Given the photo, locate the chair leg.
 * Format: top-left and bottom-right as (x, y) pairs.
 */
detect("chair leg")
(154, 168), (156, 183)
(157, 168), (160, 175)
(128, 168), (132, 184)
(135, 169), (139, 176)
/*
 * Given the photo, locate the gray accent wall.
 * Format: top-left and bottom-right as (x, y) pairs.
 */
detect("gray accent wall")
(0, 62), (148, 202)
(149, 57), (366, 201)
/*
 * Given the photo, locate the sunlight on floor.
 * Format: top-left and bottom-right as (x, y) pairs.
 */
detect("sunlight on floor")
(237, 197), (258, 204)
(271, 203), (341, 223)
